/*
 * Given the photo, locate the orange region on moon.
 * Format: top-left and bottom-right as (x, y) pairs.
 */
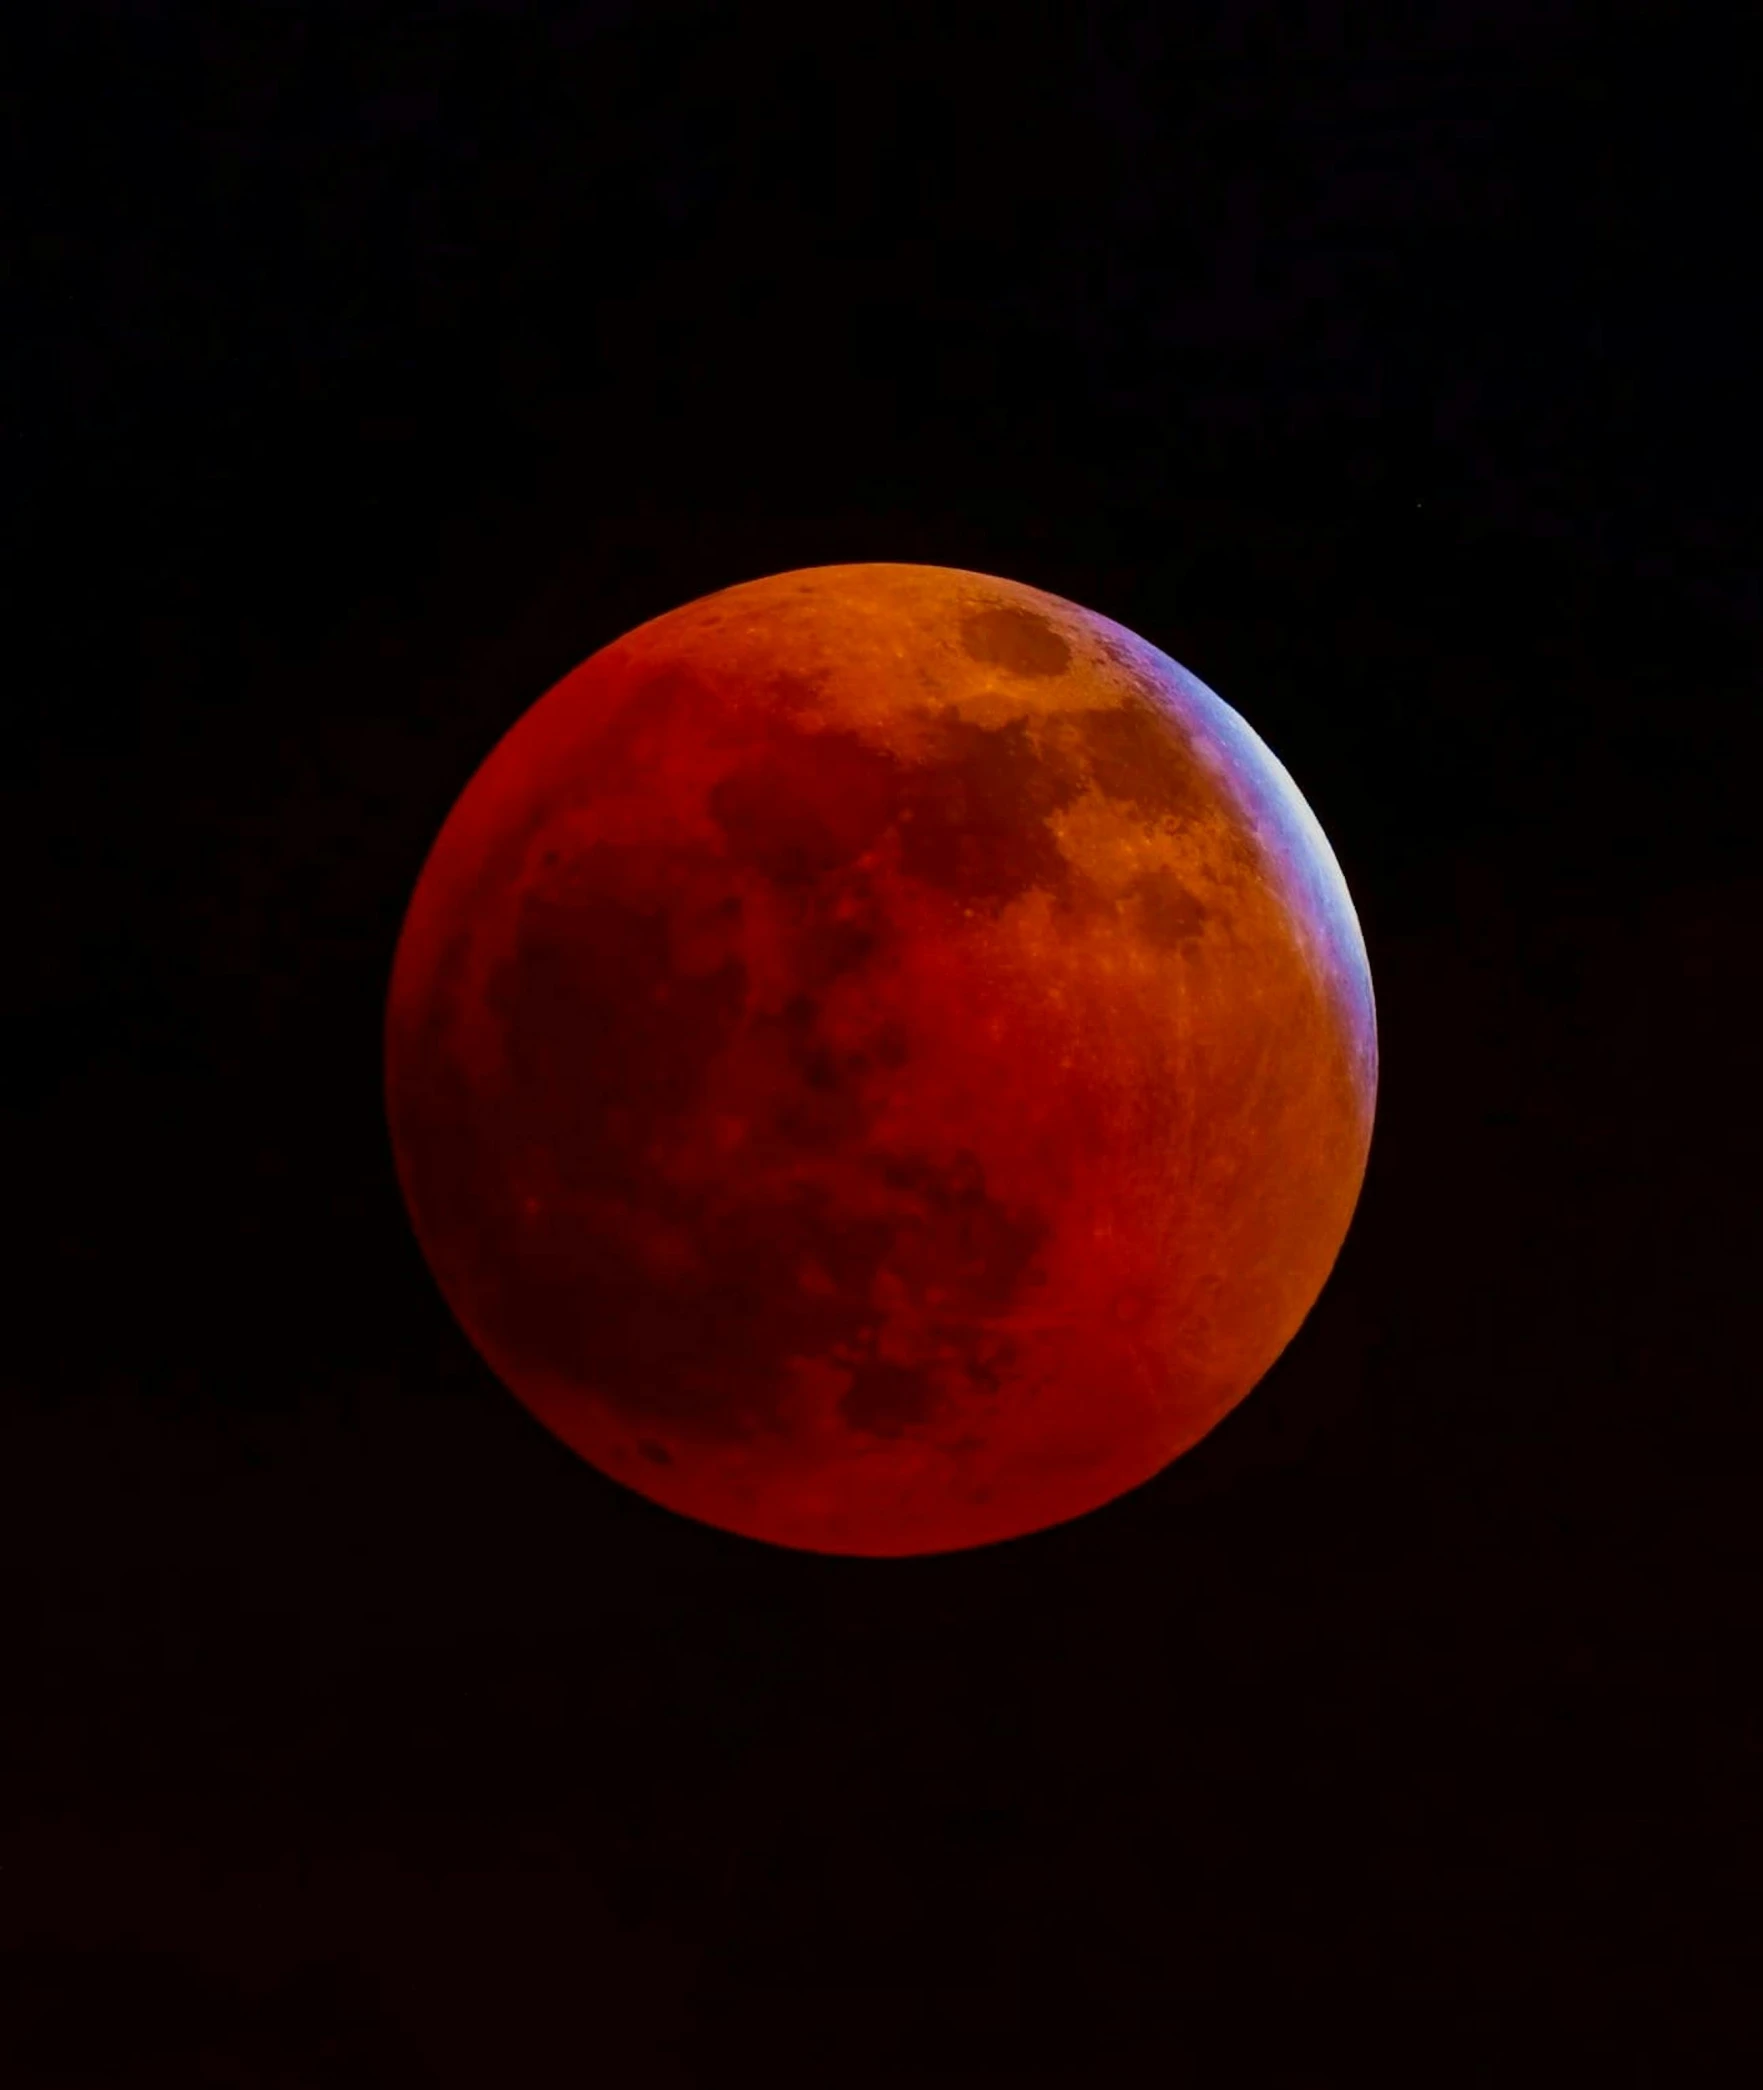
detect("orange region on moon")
(385, 563), (1377, 1556)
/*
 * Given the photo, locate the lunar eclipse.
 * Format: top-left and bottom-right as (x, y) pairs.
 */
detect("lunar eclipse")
(385, 564), (1377, 1555)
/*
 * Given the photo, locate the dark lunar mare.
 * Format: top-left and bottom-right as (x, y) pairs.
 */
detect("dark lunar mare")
(397, 700), (1119, 1447)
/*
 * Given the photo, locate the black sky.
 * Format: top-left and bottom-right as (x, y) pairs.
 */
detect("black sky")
(6, 5), (1759, 2084)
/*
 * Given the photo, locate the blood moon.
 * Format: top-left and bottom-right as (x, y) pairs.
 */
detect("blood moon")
(385, 563), (1377, 1556)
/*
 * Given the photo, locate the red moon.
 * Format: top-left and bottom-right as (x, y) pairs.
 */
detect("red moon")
(385, 564), (1377, 1556)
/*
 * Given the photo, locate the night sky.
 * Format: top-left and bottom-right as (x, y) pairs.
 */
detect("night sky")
(7, 6), (1758, 2084)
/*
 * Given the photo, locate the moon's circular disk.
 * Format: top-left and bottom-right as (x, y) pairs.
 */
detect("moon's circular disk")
(386, 564), (1377, 1556)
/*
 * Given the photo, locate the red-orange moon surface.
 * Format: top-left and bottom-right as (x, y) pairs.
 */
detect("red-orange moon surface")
(385, 564), (1377, 1556)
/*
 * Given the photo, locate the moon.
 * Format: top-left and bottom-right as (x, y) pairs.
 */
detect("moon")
(385, 564), (1377, 1556)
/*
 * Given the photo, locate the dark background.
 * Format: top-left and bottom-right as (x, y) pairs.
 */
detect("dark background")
(6, 4), (1758, 2083)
